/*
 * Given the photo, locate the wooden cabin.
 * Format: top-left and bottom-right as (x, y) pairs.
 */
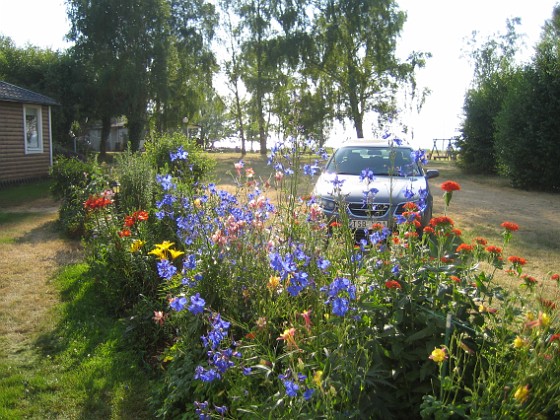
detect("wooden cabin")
(0, 81), (58, 186)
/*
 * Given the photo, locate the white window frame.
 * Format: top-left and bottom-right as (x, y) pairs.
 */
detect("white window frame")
(24, 105), (43, 154)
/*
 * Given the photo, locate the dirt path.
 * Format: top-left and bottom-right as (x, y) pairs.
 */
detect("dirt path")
(0, 198), (82, 362)
(431, 163), (560, 282)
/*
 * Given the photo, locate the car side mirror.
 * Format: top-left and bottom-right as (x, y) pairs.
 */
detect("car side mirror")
(425, 169), (439, 179)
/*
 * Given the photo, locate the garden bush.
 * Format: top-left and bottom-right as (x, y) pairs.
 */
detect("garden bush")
(143, 131), (216, 184)
(49, 155), (105, 238)
(76, 135), (560, 418)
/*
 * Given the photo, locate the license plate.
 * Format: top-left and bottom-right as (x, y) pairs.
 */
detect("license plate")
(350, 220), (387, 229)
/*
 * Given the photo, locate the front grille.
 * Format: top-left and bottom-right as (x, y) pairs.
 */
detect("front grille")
(348, 202), (390, 218)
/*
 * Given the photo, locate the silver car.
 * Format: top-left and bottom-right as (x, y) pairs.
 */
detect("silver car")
(313, 141), (439, 240)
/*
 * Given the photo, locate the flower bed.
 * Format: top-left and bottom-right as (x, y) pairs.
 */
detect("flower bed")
(80, 134), (560, 418)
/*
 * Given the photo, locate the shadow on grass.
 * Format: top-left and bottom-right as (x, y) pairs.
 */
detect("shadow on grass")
(33, 263), (154, 419)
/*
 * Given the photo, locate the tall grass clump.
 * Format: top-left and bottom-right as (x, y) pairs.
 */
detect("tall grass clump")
(114, 148), (157, 214)
(75, 133), (560, 418)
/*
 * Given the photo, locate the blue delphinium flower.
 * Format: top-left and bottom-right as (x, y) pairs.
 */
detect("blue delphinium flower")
(282, 379), (299, 397)
(324, 277), (356, 317)
(188, 293), (205, 315)
(194, 365), (221, 382)
(316, 257), (331, 272)
(183, 254), (197, 270)
(157, 259), (177, 280)
(404, 187), (415, 200)
(360, 168), (375, 183)
(214, 405), (227, 416)
(304, 388), (315, 401)
(303, 163), (320, 177)
(331, 297), (350, 316)
(156, 174), (176, 191)
(170, 296), (187, 311)
(411, 149), (429, 165)
(331, 175), (345, 190)
(194, 401), (210, 420)
(170, 146), (188, 161)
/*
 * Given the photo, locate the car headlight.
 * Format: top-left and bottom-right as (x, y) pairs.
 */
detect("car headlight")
(318, 196), (336, 212)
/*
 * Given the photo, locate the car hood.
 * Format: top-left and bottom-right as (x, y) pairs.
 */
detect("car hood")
(313, 172), (428, 203)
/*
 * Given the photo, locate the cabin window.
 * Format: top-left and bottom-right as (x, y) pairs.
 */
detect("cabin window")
(24, 105), (43, 153)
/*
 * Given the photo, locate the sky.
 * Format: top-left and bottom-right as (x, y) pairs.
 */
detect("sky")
(1, 0), (558, 149)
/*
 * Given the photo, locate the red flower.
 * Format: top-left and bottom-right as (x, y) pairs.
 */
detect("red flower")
(440, 181), (461, 192)
(430, 216), (454, 227)
(485, 245), (502, 254)
(538, 298), (557, 310)
(134, 210), (149, 221)
(508, 256), (527, 266)
(423, 226), (435, 235)
(456, 243), (474, 253)
(84, 195), (113, 210)
(451, 228), (462, 236)
(549, 333), (560, 342)
(329, 221), (342, 228)
(124, 216), (135, 227)
(118, 229), (131, 238)
(501, 221), (519, 232)
(450, 275), (461, 283)
(385, 280), (402, 289)
(403, 202), (418, 211)
(474, 237), (488, 246)
(552, 273), (560, 281)
(371, 223), (386, 231)
(521, 274), (537, 286)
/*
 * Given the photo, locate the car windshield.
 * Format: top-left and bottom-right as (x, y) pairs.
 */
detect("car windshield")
(325, 146), (421, 177)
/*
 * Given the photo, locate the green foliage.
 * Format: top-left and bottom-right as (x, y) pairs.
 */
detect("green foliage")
(49, 156), (105, 238)
(115, 149), (157, 213)
(143, 131), (216, 183)
(458, 19), (522, 175)
(460, 9), (560, 191)
(494, 13), (560, 191)
(49, 135), (560, 417)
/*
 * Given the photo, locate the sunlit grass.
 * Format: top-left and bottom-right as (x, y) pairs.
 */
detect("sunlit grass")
(0, 179), (52, 207)
(0, 263), (153, 419)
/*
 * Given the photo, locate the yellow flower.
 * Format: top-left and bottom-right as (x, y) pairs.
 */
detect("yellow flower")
(194, 198), (202, 208)
(313, 370), (323, 388)
(277, 327), (298, 349)
(169, 248), (185, 260)
(514, 384), (530, 404)
(155, 240), (175, 251)
(429, 347), (448, 363)
(130, 239), (145, 253)
(148, 248), (166, 260)
(540, 312), (551, 328)
(267, 275), (280, 291)
(513, 336), (527, 349)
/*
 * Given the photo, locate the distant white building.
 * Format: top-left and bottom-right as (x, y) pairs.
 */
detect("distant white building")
(87, 118), (128, 152)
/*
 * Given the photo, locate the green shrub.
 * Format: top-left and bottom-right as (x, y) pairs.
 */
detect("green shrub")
(49, 156), (105, 238)
(143, 131), (215, 184)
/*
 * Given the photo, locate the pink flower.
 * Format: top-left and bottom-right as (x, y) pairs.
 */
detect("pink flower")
(300, 309), (312, 331)
(152, 311), (166, 326)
